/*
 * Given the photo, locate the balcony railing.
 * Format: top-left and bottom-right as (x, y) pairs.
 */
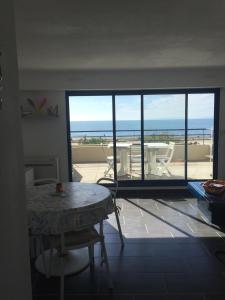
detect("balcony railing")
(70, 128), (212, 144)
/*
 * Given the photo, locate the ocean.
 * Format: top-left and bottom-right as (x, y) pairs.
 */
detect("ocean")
(70, 118), (213, 138)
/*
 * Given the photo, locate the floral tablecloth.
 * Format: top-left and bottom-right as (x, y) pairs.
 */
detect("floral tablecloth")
(27, 182), (113, 235)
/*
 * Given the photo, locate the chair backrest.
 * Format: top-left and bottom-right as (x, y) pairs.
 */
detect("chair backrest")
(24, 156), (60, 185)
(101, 143), (120, 162)
(130, 145), (141, 154)
(130, 145), (148, 160)
(101, 143), (108, 159)
(96, 177), (118, 199)
(166, 142), (175, 164)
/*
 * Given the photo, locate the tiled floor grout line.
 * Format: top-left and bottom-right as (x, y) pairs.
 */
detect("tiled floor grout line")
(186, 222), (194, 233)
(144, 224), (149, 233)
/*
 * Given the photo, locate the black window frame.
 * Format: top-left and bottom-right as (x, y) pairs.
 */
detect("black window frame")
(66, 88), (220, 187)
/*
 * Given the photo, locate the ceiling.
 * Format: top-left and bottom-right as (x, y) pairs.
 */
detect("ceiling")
(14, 0), (225, 71)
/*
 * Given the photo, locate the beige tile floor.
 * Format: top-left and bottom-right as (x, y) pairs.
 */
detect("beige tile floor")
(73, 162), (213, 183)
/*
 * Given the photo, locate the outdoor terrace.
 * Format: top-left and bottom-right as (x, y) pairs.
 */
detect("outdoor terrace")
(71, 137), (213, 183)
(70, 127), (213, 183)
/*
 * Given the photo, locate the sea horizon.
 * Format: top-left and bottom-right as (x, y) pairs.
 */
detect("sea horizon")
(70, 117), (212, 122)
(70, 118), (213, 138)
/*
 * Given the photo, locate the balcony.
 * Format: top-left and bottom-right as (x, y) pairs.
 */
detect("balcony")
(71, 129), (213, 183)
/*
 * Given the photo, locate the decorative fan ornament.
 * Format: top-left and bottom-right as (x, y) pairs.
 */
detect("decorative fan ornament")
(20, 97), (59, 117)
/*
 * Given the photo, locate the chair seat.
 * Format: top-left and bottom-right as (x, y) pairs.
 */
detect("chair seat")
(130, 156), (148, 163)
(107, 156), (113, 161)
(130, 154), (141, 160)
(156, 155), (168, 161)
(50, 227), (100, 248)
(107, 156), (120, 162)
(34, 178), (58, 186)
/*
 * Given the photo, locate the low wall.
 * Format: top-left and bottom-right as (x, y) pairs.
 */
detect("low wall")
(71, 143), (211, 163)
(174, 144), (210, 162)
(72, 145), (113, 163)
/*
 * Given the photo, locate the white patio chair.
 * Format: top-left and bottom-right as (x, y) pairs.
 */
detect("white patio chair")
(27, 157), (60, 259)
(46, 219), (113, 300)
(33, 177), (58, 185)
(97, 177), (124, 247)
(25, 156), (60, 185)
(101, 144), (119, 177)
(129, 145), (148, 178)
(156, 142), (175, 176)
(205, 127), (213, 163)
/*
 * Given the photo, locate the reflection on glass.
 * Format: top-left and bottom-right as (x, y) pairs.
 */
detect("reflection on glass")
(69, 95), (113, 183)
(115, 95), (141, 180)
(144, 94), (185, 180)
(187, 94), (214, 180)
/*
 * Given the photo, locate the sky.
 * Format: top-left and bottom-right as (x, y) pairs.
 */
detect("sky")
(69, 93), (214, 121)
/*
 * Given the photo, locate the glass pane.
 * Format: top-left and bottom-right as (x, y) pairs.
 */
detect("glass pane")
(144, 94), (185, 180)
(69, 95), (113, 183)
(187, 93), (214, 179)
(115, 95), (141, 180)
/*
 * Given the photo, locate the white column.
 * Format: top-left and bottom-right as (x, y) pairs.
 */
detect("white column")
(0, 1), (32, 299)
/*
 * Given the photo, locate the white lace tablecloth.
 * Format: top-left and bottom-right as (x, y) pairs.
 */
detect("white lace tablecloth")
(27, 182), (113, 235)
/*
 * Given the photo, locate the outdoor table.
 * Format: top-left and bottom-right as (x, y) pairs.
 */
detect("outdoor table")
(108, 142), (168, 176)
(27, 182), (113, 276)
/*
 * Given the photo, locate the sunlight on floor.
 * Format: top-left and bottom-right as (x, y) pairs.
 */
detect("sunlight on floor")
(102, 197), (224, 239)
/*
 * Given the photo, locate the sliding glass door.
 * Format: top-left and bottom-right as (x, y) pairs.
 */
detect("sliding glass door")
(68, 95), (113, 183)
(115, 95), (141, 180)
(187, 93), (215, 180)
(143, 94), (185, 180)
(67, 89), (218, 185)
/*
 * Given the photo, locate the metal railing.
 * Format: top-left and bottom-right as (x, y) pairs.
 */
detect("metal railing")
(70, 128), (212, 144)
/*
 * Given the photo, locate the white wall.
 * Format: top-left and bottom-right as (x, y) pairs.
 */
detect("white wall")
(0, 1), (32, 299)
(21, 91), (69, 181)
(20, 67), (225, 91)
(19, 68), (225, 181)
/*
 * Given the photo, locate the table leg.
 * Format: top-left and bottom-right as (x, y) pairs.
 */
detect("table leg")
(35, 248), (89, 276)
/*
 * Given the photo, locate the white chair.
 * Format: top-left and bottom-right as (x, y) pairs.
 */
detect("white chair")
(97, 177), (124, 247)
(33, 177), (58, 186)
(27, 157), (60, 258)
(101, 144), (119, 177)
(104, 156), (114, 177)
(24, 156), (60, 185)
(46, 219), (113, 300)
(156, 142), (175, 176)
(205, 127), (213, 163)
(129, 145), (148, 178)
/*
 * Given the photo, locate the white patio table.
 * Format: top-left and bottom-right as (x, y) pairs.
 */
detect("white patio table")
(108, 142), (132, 176)
(27, 182), (113, 276)
(145, 142), (168, 175)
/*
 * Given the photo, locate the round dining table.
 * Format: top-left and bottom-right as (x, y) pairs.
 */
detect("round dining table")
(27, 182), (113, 276)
